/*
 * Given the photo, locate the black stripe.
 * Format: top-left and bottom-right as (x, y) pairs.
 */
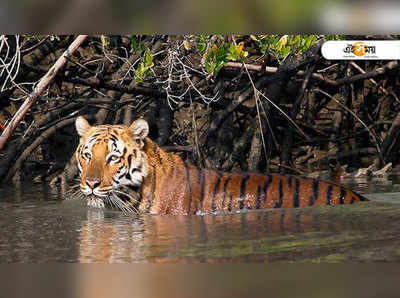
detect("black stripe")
(228, 196), (233, 212)
(77, 159), (83, 173)
(310, 179), (319, 206)
(222, 177), (231, 211)
(110, 140), (118, 150)
(256, 186), (261, 209)
(110, 134), (118, 142)
(327, 185), (333, 205)
(293, 179), (300, 207)
(239, 175), (250, 209)
(288, 176), (292, 188)
(211, 171), (223, 212)
(146, 168), (156, 213)
(90, 133), (100, 140)
(185, 164), (193, 213)
(197, 168), (206, 213)
(127, 154), (133, 168)
(263, 175), (273, 205)
(200, 169), (205, 202)
(339, 187), (346, 204)
(274, 179), (283, 208)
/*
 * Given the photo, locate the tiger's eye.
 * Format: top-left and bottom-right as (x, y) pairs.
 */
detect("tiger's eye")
(83, 153), (91, 160)
(110, 155), (119, 161)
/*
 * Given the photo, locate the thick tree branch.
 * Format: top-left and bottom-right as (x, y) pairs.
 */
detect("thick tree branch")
(0, 35), (88, 152)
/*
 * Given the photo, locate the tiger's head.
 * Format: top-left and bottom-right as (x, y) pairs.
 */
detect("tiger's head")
(74, 116), (149, 210)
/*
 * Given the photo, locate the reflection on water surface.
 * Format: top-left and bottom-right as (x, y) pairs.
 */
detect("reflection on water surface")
(1, 176), (400, 263)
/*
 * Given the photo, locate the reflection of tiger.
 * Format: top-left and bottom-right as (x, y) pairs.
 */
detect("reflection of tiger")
(75, 116), (368, 215)
(77, 207), (367, 263)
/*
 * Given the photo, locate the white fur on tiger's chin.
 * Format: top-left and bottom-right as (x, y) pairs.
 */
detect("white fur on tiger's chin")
(87, 195), (105, 209)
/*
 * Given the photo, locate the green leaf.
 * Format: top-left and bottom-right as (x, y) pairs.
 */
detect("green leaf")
(144, 50), (153, 67)
(101, 35), (109, 48)
(281, 45), (291, 57)
(131, 36), (138, 52)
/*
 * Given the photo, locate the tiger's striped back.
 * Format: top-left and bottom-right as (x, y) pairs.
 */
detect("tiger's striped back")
(185, 170), (367, 214)
(138, 138), (368, 215)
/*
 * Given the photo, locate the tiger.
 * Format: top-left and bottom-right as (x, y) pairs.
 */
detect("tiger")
(74, 116), (368, 215)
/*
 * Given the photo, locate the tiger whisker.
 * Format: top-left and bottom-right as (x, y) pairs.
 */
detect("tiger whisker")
(112, 189), (140, 204)
(107, 195), (119, 210)
(110, 196), (124, 211)
(65, 190), (79, 198)
(65, 184), (81, 195)
(104, 196), (111, 208)
(112, 191), (139, 213)
(112, 194), (131, 212)
(64, 188), (83, 200)
(109, 192), (138, 213)
(69, 184), (81, 188)
(106, 194), (123, 211)
(67, 192), (85, 201)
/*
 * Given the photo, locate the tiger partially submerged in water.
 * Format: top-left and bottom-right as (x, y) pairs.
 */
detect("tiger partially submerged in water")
(74, 116), (368, 215)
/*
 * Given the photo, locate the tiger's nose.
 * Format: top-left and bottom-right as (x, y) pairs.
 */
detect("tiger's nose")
(86, 179), (101, 189)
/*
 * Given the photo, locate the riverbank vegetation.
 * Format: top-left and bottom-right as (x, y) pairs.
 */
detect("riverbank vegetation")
(0, 35), (399, 186)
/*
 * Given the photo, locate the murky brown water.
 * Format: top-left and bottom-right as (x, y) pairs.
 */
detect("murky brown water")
(1, 175), (400, 263)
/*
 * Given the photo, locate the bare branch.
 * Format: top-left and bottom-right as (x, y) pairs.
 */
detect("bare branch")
(0, 35), (88, 152)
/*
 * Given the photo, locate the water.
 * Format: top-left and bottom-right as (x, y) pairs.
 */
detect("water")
(1, 176), (400, 263)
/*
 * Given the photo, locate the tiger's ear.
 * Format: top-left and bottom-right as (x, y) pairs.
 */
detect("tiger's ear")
(130, 119), (149, 147)
(75, 116), (91, 137)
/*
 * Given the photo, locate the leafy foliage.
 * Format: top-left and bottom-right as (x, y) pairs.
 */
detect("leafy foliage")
(325, 34), (346, 41)
(195, 35), (321, 76)
(203, 42), (248, 75)
(135, 49), (154, 83)
(130, 36), (155, 83)
(253, 35), (318, 61)
(131, 36), (149, 53)
(128, 35), (337, 81)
